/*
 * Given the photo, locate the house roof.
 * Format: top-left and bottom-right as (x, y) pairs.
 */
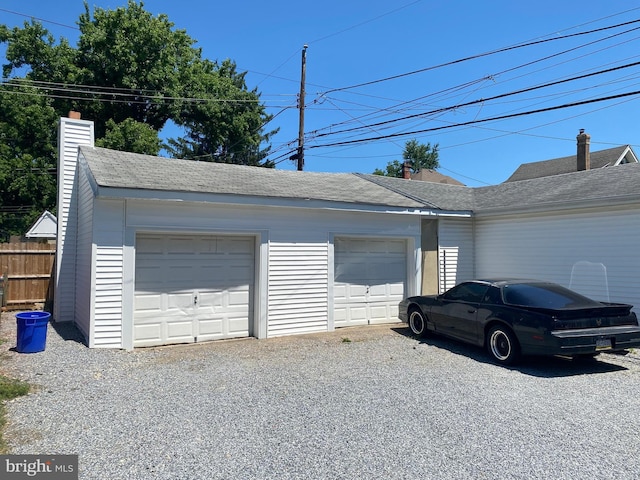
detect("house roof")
(474, 161), (640, 213)
(79, 145), (640, 216)
(410, 169), (465, 186)
(358, 174), (474, 211)
(79, 146), (425, 209)
(25, 210), (57, 238)
(505, 145), (637, 182)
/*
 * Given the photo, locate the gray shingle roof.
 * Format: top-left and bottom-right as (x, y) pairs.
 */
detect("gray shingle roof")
(505, 145), (632, 182)
(358, 174), (474, 211)
(79, 145), (640, 215)
(475, 161), (640, 212)
(79, 146), (425, 209)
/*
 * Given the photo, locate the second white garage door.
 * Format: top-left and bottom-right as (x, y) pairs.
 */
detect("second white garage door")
(334, 237), (406, 327)
(134, 233), (255, 347)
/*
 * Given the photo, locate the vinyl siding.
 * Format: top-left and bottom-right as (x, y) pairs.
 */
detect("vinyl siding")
(92, 200), (125, 347)
(438, 218), (475, 292)
(126, 201), (420, 341)
(267, 241), (329, 336)
(74, 157), (95, 343)
(475, 207), (640, 311)
(55, 118), (94, 322)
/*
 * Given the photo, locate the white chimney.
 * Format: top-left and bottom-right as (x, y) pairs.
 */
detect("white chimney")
(54, 114), (94, 323)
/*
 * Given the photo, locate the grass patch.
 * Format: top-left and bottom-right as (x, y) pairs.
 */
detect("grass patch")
(0, 375), (30, 453)
(341, 337), (352, 343)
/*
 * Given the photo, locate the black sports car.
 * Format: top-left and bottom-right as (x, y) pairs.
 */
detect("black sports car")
(399, 279), (640, 365)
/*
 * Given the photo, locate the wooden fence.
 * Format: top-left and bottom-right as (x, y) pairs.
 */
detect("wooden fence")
(0, 241), (55, 311)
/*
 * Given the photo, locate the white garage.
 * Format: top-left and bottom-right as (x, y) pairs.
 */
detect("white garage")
(133, 233), (255, 347)
(334, 237), (407, 327)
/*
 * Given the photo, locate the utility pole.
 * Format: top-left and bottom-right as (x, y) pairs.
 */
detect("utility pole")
(296, 45), (308, 171)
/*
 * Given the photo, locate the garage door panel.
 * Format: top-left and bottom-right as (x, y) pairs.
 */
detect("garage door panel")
(134, 233), (254, 347)
(334, 237), (406, 328)
(134, 293), (163, 312)
(166, 319), (195, 341)
(133, 322), (163, 345)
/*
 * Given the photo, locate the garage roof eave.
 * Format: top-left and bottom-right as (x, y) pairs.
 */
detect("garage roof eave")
(94, 185), (431, 212)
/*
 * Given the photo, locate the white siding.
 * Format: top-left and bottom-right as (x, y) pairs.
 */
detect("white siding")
(74, 158), (95, 343)
(268, 242), (329, 337)
(55, 117), (94, 323)
(438, 218), (475, 292)
(122, 200), (420, 345)
(93, 200), (125, 347)
(476, 207), (640, 311)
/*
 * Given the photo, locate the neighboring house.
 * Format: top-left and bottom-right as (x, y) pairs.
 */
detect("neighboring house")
(410, 169), (465, 186)
(25, 210), (57, 240)
(55, 116), (640, 349)
(505, 130), (638, 182)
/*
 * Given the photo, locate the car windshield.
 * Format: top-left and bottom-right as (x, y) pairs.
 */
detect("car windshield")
(502, 283), (601, 309)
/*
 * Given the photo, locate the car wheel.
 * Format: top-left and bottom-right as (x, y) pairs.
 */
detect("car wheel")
(408, 308), (428, 337)
(487, 325), (520, 365)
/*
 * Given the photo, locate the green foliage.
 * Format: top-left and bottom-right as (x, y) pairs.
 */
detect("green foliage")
(0, 374), (30, 453)
(0, 0), (274, 235)
(96, 118), (162, 155)
(373, 139), (440, 177)
(0, 85), (58, 240)
(0, 375), (30, 401)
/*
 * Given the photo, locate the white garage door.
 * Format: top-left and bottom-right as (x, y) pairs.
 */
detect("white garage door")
(134, 233), (255, 347)
(334, 237), (406, 327)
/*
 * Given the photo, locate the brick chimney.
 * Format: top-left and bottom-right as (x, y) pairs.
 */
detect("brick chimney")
(576, 129), (591, 171)
(402, 161), (411, 179)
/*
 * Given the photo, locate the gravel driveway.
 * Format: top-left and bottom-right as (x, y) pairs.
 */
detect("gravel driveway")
(1, 312), (640, 479)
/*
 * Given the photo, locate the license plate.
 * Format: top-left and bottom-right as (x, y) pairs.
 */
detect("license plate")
(596, 338), (612, 350)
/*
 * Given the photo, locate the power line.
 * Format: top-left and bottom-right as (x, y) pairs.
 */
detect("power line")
(0, 8), (79, 30)
(313, 60), (640, 140)
(319, 17), (640, 96)
(310, 24), (640, 137)
(310, 89), (640, 148)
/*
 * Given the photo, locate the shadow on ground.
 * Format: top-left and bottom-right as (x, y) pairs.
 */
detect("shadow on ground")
(391, 326), (629, 378)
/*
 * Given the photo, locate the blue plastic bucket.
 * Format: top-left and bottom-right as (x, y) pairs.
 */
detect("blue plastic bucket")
(16, 311), (51, 353)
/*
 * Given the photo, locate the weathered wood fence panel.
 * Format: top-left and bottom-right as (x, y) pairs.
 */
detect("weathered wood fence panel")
(0, 242), (56, 310)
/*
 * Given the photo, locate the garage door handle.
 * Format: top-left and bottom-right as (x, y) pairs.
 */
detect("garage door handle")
(194, 295), (198, 305)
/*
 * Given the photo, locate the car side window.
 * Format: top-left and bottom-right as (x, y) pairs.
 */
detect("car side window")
(443, 282), (489, 303)
(482, 286), (503, 305)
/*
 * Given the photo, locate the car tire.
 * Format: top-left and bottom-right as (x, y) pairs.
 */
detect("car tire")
(487, 325), (520, 365)
(408, 308), (428, 338)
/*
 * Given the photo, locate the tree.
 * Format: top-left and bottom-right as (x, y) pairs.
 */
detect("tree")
(165, 59), (275, 165)
(0, 84), (58, 240)
(0, 1), (275, 234)
(373, 139), (440, 177)
(96, 119), (162, 155)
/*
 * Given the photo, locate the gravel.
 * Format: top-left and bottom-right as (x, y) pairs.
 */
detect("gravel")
(1, 312), (640, 479)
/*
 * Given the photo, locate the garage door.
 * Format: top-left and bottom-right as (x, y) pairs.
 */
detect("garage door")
(334, 237), (406, 327)
(134, 233), (255, 347)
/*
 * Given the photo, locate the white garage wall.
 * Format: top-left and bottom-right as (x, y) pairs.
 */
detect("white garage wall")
(74, 157), (95, 344)
(475, 207), (640, 311)
(268, 241), (329, 337)
(438, 218), (475, 292)
(86, 199), (422, 347)
(92, 199), (125, 348)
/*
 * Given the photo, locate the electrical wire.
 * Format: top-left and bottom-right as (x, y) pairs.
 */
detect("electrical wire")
(310, 89), (640, 148)
(313, 60), (640, 140)
(318, 17), (640, 96)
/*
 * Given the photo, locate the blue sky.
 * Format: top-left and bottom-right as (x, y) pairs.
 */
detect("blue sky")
(2, 1), (640, 186)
